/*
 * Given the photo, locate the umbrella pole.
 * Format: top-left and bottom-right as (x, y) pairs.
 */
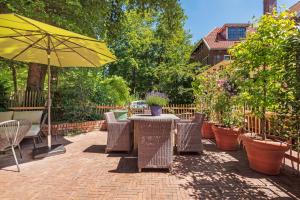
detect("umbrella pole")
(47, 51), (52, 150)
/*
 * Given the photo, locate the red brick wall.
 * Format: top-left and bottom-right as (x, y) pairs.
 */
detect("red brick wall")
(42, 120), (107, 135)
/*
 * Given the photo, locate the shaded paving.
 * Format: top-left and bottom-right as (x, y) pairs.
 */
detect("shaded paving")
(0, 131), (299, 200)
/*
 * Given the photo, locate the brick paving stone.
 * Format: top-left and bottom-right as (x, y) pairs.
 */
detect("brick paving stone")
(0, 131), (299, 200)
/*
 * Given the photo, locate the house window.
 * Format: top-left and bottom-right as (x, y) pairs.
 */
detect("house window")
(224, 55), (231, 60)
(228, 27), (246, 40)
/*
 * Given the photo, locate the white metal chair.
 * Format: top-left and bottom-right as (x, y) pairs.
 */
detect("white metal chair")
(0, 120), (31, 172)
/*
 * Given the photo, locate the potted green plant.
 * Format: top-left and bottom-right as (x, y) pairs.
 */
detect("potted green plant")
(193, 73), (217, 139)
(145, 91), (169, 116)
(229, 11), (295, 175)
(211, 77), (244, 151)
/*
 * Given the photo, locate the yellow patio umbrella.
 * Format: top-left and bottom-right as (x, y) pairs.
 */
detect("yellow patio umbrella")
(0, 13), (116, 157)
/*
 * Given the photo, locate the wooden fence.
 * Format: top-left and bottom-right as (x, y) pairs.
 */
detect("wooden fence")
(9, 90), (46, 108)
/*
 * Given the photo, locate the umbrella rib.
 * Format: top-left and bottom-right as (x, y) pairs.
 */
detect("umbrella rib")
(49, 37), (62, 67)
(52, 34), (99, 42)
(53, 35), (116, 61)
(12, 29), (46, 49)
(11, 37), (46, 50)
(53, 36), (97, 67)
(50, 37), (71, 51)
(11, 35), (47, 60)
(0, 25), (42, 33)
(14, 14), (46, 33)
(0, 33), (43, 39)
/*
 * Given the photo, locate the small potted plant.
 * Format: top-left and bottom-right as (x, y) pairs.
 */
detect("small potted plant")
(145, 91), (169, 116)
(211, 79), (243, 151)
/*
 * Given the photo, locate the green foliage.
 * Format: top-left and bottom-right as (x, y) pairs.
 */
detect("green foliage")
(192, 73), (216, 120)
(229, 11), (298, 138)
(53, 69), (131, 122)
(0, 0), (196, 104)
(93, 76), (131, 106)
(145, 96), (168, 106)
(145, 92), (169, 106)
(107, 7), (197, 103)
(0, 80), (9, 111)
(193, 66), (244, 127)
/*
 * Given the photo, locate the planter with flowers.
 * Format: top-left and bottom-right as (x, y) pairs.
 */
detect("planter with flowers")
(211, 78), (244, 151)
(229, 11), (296, 175)
(145, 91), (169, 116)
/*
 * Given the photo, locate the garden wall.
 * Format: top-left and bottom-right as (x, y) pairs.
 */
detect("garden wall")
(41, 120), (107, 136)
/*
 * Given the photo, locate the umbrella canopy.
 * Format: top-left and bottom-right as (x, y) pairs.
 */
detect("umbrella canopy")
(0, 13), (116, 151)
(0, 13), (116, 66)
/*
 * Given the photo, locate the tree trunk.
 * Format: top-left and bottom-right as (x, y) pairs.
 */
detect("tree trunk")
(26, 63), (47, 91)
(261, 65), (267, 140)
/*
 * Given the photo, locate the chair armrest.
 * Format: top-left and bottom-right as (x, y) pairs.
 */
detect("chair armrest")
(178, 120), (192, 123)
(177, 122), (198, 126)
(40, 113), (47, 128)
(107, 121), (130, 129)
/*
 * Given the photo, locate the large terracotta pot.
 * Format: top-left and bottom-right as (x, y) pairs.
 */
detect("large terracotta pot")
(240, 134), (290, 175)
(212, 125), (240, 151)
(201, 121), (215, 139)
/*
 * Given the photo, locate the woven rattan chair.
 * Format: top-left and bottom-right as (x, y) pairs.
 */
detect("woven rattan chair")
(104, 112), (132, 153)
(0, 120), (31, 172)
(136, 119), (173, 172)
(176, 113), (205, 154)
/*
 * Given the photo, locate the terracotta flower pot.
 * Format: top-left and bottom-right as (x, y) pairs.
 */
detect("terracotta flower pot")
(240, 134), (290, 175)
(212, 125), (240, 151)
(201, 121), (215, 139)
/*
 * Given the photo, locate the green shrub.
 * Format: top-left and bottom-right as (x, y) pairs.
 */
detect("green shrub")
(92, 76), (131, 106)
(145, 92), (169, 106)
(53, 85), (102, 123)
(0, 80), (9, 112)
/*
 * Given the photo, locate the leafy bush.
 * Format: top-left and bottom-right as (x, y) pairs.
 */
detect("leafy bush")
(0, 80), (10, 112)
(145, 91), (169, 106)
(92, 76), (131, 106)
(53, 88), (102, 123)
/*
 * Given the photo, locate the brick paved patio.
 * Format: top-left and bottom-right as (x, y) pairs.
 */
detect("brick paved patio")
(0, 131), (299, 200)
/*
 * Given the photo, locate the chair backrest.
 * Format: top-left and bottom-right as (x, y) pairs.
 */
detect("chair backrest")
(192, 113), (205, 125)
(0, 120), (19, 150)
(104, 112), (117, 123)
(0, 111), (14, 123)
(0, 120), (31, 151)
(136, 119), (173, 138)
(13, 111), (43, 125)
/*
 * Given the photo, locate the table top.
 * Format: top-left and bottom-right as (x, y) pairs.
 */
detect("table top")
(128, 114), (180, 120)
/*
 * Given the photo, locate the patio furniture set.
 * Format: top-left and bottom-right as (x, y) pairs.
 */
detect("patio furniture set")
(0, 111), (46, 171)
(104, 112), (205, 172)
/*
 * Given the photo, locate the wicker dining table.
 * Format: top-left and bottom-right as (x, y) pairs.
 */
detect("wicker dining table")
(128, 114), (180, 153)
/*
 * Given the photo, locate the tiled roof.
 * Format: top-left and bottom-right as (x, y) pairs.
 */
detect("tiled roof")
(202, 24), (254, 50)
(290, 1), (300, 13)
(203, 27), (237, 50)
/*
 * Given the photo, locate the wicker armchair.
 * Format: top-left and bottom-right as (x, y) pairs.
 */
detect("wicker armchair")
(104, 112), (132, 153)
(0, 120), (31, 172)
(136, 119), (173, 172)
(176, 113), (205, 154)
